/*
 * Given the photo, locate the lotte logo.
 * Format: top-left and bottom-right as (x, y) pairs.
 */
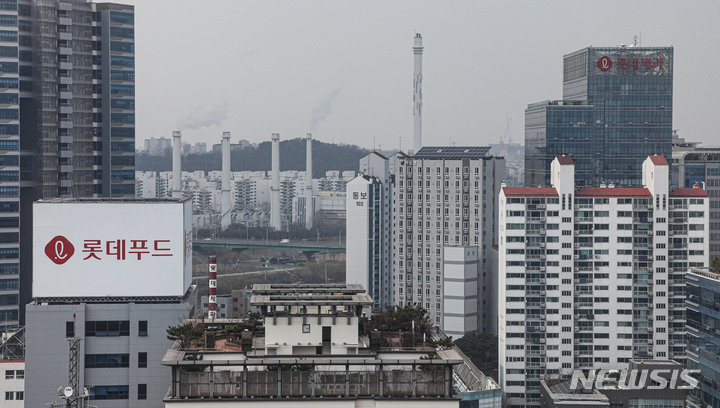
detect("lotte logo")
(45, 235), (74, 265)
(597, 56), (613, 71)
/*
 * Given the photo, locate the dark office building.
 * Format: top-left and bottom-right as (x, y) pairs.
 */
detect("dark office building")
(0, 0), (135, 331)
(686, 268), (720, 408)
(671, 139), (720, 262)
(525, 46), (673, 188)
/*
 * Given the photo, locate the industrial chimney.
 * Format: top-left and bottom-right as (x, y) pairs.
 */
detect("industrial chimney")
(221, 132), (231, 230)
(172, 130), (182, 198)
(413, 33), (423, 154)
(305, 133), (313, 228)
(270, 133), (281, 230)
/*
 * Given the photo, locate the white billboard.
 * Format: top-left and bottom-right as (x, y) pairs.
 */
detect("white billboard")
(33, 199), (193, 298)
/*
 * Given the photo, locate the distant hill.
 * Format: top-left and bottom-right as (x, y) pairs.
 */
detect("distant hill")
(136, 138), (371, 178)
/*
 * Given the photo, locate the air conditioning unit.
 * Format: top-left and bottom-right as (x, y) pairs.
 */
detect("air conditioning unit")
(574, 243), (580, 248)
(594, 255), (600, 259)
(574, 255), (580, 259)
(540, 229), (545, 234)
(540, 243), (546, 247)
(574, 327), (580, 332)
(540, 267), (546, 271)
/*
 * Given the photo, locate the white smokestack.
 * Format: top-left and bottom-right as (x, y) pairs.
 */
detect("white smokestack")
(413, 33), (423, 154)
(221, 131), (231, 230)
(305, 133), (313, 228)
(270, 133), (281, 230)
(172, 130), (182, 198)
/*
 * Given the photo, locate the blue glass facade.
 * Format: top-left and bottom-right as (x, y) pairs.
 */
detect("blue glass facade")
(526, 46), (673, 188)
(100, 6), (135, 197)
(0, 0), (19, 334)
(686, 270), (720, 408)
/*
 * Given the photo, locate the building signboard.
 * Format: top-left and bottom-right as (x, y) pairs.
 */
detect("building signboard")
(33, 199), (192, 298)
(593, 49), (671, 76)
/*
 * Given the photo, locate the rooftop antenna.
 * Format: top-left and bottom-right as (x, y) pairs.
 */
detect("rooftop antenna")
(633, 35), (638, 47)
(500, 115), (512, 144)
(48, 308), (95, 408)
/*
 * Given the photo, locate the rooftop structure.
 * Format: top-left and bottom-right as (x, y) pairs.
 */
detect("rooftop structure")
(540, 360), (687, 408)
(160, 284), (502, 407)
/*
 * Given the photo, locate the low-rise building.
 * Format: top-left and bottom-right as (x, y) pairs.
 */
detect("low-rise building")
(539, 360), (688, 408)
(161, 284), (502, 407)
(0, 327), (24, 407)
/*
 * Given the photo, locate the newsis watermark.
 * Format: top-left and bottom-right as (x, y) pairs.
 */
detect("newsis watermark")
(570, 368), (699, 391)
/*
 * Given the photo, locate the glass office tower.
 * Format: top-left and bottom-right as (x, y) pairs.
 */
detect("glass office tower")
(525, 46), (673, 188)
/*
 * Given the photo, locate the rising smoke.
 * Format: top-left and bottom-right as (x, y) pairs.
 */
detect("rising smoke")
(177, 103), (228, 130)
(310, 88), (341, 131)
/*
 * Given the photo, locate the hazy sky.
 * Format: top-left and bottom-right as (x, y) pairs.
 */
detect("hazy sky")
(126, 0), (720, 150)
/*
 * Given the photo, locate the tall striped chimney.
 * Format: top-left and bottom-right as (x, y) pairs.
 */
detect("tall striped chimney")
(208, 256), (217, 321)
(221, 132), (231, 230)
(172, 131), (182, 198)
(305, 133), (313, 228)
(270, 133), (281, 230)
(413, 33), (423, 154)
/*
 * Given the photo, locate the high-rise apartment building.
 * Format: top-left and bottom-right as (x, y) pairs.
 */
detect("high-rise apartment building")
(525, 46), (673, 188)
(0, 0), (135, 331)
(393, 146), (505, 333)
(499, 155), (708, 408)
(346, 152), (395, 311)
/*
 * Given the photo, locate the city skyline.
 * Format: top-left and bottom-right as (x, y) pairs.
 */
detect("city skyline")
(124, 0), (720, 149)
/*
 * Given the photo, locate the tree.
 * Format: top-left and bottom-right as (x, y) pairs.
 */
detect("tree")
(365, 304), (432, 332)
(167, 323), (204, 349)
(711, 257), (720, 272)
(454, 331), (498, 380)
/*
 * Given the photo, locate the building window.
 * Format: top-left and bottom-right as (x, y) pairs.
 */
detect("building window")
(90, 385), (129, 400)
(66, 321), (75, 338)
(138, 383), (147, 400)
(138, 320), (147, 336)
(85, 354), (129, 368)
(85, 321), (130, 337)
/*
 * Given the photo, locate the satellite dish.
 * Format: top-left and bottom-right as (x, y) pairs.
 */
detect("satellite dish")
(63, 386), (74, 397)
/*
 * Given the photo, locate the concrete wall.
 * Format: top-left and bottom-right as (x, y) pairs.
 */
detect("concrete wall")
(265, 315), (359, 355)
(26, 299), (192, 408)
